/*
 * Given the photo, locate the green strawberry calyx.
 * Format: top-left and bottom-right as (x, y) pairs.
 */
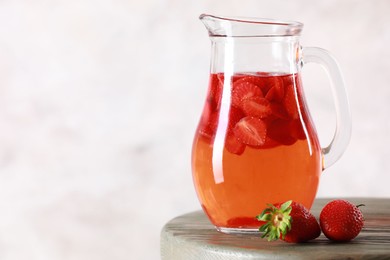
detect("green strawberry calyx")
(256, 200), (293, 241)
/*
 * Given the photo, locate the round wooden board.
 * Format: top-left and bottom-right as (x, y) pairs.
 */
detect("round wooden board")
(161, 198), (390, 259)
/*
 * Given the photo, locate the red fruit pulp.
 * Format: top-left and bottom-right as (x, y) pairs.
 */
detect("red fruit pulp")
(234, 117), (267, 147)
(192, 72), (322, 229)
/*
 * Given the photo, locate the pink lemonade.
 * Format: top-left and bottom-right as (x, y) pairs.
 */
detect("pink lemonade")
(191, 72), (322, 229)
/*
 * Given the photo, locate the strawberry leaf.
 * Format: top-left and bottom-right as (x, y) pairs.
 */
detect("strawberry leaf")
(280, 200), (292, 212)
(256, 200), (293, 242)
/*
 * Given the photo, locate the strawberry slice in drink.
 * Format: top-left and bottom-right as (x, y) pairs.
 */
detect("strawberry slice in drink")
(233, 76), (270, 94)
(265, 77), (284, 101)
(282, 85), (299, 119)
(261, 135), (280, 149)
(289, 119), (306, 140)
(227, 106), (245, 131)
(231, 81), (263, 108)
(267, 119), (297, 145)
(225, 132), (246, 155)
(283, 84), (300, 119)
(233, 117), (267, 147)
(241, 97), (272, 118)
(224, 106), (246, 155)
(269, 102), (289, 120)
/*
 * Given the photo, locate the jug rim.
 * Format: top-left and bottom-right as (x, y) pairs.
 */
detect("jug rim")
(200, 14), (303, 37)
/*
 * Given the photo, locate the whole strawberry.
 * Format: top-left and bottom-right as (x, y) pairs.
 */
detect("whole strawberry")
(319, 199), (364, 242)
(256, 200), (321, 243)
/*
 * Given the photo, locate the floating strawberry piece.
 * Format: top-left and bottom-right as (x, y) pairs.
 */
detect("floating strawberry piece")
(269, 102), (289, 120)
(232, 74), (261, 85)
(267, 119), (297, 145)
(231, 81), (263, 108)
(224, 107), (246, 155)
(241, 97), (272, 118)
(289, 119), (306, 140)
(227, 106), (245, 131)
(233, 117), (267, 147)
(260, 136), (279, 149)
(233, 76), (269, 94)
(231, 73), (247, 82)
(265, 77), (284, 101)
(225, 132), (246, 155)
(256, 200), (321, 243)
(282, 73), (296, 86)
(283, 84), (299, 119)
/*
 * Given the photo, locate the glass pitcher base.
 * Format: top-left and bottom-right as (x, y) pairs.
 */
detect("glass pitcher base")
(216, 226), (259, 234)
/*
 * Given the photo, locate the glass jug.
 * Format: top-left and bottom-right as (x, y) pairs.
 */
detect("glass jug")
(191, 14), (351, 233)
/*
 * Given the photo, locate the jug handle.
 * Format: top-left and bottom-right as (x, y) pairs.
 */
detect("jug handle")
(302, 47), (352, 170)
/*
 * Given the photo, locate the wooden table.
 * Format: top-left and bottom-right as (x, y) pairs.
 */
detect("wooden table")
(161, 198), (390, 259)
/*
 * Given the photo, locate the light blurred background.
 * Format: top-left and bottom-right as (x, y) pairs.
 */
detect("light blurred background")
(0, 0), (389, 259)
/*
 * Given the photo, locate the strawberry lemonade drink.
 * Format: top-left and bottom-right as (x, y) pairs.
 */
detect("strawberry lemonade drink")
(194, 14), (351, 233)
(192, 72), (322, 231)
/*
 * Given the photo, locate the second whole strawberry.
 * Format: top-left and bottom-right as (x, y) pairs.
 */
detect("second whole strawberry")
(319, 199), (365, 242)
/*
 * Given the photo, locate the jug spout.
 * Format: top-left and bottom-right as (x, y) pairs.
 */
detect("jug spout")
(199, 14), (303, 37)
